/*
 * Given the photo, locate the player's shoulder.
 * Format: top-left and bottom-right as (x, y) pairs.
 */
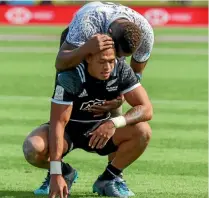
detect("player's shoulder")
(116, 58), (130, 72)
(57, 63), (85, 94)
(115, 58), (136, 80)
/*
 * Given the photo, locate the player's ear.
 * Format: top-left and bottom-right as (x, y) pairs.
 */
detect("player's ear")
(108, 28), (112, 34)
(85, 54), (92, 64)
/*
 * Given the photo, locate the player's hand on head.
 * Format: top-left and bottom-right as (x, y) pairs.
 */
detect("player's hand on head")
(90, 96), (124, 116)
(85, 34), (114, 54)
(89, 121), (115, 149)
(49, 175), (68, 198)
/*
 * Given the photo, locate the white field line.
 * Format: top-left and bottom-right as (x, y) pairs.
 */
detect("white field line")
(0, 46), (207, 55)
(0, 95), (207, 106)
(0, 47), (57, 53)
(156, 35), (208, 43)
(0, 34), (58, 41)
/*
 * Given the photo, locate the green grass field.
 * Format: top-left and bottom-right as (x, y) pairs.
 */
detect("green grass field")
(0, 26), (207, 198)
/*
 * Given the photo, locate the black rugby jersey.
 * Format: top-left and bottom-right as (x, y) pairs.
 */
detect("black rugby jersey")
(52, 60), (140, 122)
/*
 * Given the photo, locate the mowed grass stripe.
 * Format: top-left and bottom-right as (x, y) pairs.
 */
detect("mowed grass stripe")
(0, 102), (207, 117)
(0, 40), (59, 47)
(0, 130), (207, 150)
(149, 137), (207, 150)
(0, 109), (49, 118)
(0, 26), (207, 35)
(154, 27), (208, 36)
(0, 125), (206, 141)
(0, 46), (207, 56)
(0, 141), (206, 163)
(1, 96), (207, 106)
(0, 103), (50, 111)
(151, 113), (207, 124)
(0, 105), (207, 121)
(153, 107), (207, 116)
(1, 51), (207, 75)
(0, 118), (46, 126)
(154, 42), (208, 49)
(0, 153), (207, 177)
(0, 116), (207, 129)
(0, 169), (207, 197)
(0, 40), (207, 49)
(150, 122), (207, 131)
(0, 77), (207, 99)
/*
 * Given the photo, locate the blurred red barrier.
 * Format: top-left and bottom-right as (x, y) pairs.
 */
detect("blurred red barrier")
(0, 5), (207, 26)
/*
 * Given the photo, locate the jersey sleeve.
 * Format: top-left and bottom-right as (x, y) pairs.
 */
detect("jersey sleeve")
(118, 61), (141, 95)
(132, 25), (154, 63)
(51, 70), (82, 105)
(66, 12), (101, 46)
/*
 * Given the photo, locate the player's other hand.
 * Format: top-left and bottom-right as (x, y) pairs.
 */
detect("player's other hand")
(49, 175), (68, 198)
(85, 34), (114, 54)
(89, 120), (115, 149)
(90, 95), (124, 117)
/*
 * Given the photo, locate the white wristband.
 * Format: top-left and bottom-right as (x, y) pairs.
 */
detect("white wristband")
(50, 161), (62, 175)
(110, 116), (126, 128)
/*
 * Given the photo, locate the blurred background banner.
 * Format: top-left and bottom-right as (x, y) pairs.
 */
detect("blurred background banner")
(0, 5), (207, 26)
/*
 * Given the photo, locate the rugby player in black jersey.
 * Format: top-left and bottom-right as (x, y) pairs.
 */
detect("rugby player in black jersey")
(32, 2), (154, 195)
(23, 45), (152, 198)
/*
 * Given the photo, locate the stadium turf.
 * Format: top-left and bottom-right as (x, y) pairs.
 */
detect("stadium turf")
(0, 26), (207, 198)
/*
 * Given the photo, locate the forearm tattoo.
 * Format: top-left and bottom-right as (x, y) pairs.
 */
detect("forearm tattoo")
(124, 105), (146, 125)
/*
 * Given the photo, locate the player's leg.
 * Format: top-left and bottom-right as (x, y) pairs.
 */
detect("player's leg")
(108, 106), (122, 163)
(93, 122), (152, 197)
(111, 122), (151, 169)
(22, 123), (78, 195)
(33, 27), (71, 195)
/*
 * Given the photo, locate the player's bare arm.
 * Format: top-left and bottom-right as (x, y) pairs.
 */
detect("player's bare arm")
(123, 85), (152, 124)
(89, 95), (124, 117)
(49, 102), (72, 198)
(89, 58), (150, 115)
(55, 41), (87, 72)
(55, 35), (114, 71)
(89, 85), (152, 149)
(130, 56), (149, 76)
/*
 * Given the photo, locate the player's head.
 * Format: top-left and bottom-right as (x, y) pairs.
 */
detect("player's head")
(110, 21), (141, 57)
(86, 47), (116, 80)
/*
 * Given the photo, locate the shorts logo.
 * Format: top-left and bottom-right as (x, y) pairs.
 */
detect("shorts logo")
(54, 85), (64, 101)
(80, 99), (104, 111)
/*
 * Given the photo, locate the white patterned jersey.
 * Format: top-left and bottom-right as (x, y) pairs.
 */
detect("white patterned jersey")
(66, 1), (154, 63)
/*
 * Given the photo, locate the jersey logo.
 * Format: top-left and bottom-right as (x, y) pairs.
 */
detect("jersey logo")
(54, 85), (64, 101)
(80, 99), (104, 111)
(107, 78), (117, 87)
(78, 89), (88, 98)
(106, 78), (118, 92)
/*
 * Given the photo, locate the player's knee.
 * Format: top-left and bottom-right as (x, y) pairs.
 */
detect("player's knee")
(133, 122), (152, 145)
(23, 137), (45, 165)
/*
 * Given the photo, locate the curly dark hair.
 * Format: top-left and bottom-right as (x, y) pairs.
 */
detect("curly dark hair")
(113, 21), (141, 54)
